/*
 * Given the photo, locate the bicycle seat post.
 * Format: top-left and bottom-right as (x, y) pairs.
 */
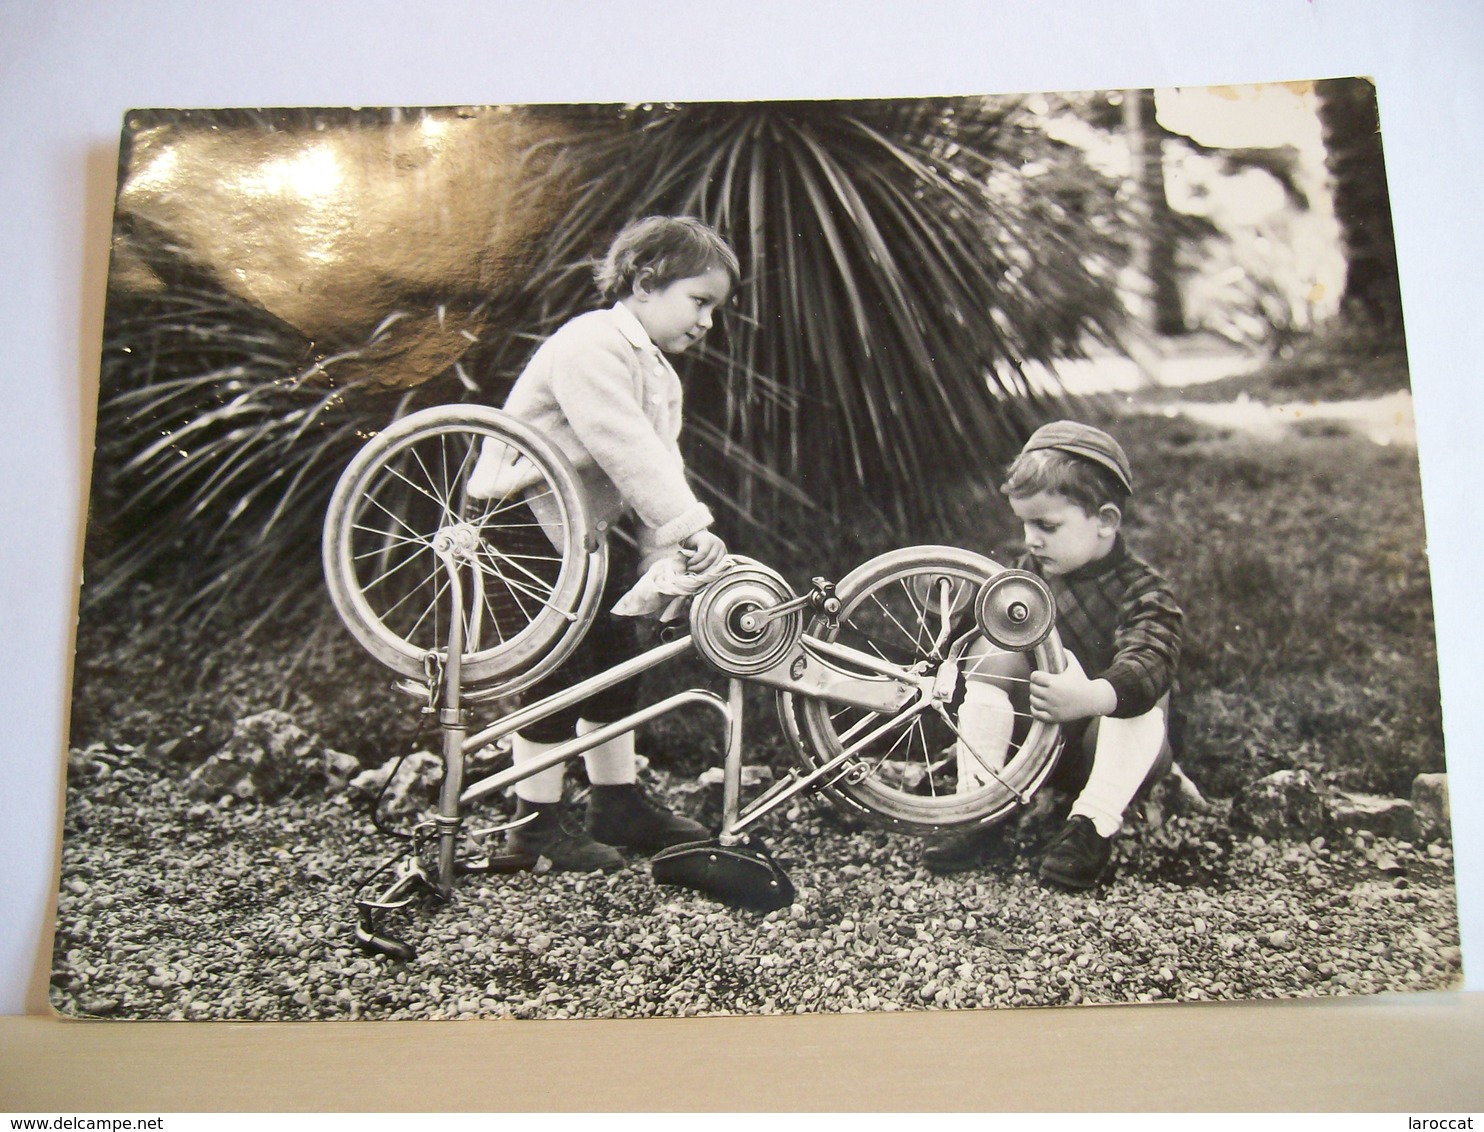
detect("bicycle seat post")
(718, 677), (747, 844)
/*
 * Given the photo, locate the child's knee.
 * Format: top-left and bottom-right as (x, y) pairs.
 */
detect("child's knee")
(1087, 702), (1172, 791)
(961, 640), (1029, 692)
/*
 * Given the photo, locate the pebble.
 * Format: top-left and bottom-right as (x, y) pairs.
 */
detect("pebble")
(49, 755), (1464, 1021)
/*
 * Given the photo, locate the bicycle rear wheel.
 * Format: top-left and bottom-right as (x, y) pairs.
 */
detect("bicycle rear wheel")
(779, 546), (1064, 836)
(322, 405), (602, 692)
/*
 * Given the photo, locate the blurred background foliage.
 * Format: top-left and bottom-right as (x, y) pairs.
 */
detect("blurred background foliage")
(89, 81), (1403, 624)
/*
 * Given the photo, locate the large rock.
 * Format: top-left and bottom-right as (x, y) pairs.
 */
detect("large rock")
(184, 740), (260, 800)
(1411, 773), (1451, 841)
(1231, 769), (1327, 840)
(323, 748), (363, 791)
(1327, 790), (1417, 840)
(186, 710), (360, 801)
(348, 751), (444, 816)
(671, 764), (773, 824)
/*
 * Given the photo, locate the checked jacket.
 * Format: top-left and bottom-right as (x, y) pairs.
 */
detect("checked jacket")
(1017, 536), (1183, 719)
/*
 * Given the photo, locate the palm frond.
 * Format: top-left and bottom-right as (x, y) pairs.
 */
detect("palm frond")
(90, 98), (1128, 619)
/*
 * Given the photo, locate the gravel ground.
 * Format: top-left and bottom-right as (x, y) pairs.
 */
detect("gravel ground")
(50, 742), (1462, 1021)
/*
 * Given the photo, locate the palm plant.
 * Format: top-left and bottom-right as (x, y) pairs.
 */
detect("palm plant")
(90, 98), (1129, 622)
(510, 100), (1129, 553)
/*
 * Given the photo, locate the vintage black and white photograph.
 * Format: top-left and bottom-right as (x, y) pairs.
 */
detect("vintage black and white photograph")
(51, 80), (1462, 1021)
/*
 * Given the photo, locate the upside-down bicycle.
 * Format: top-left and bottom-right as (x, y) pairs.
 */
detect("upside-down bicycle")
(323, 405), (1067, 958)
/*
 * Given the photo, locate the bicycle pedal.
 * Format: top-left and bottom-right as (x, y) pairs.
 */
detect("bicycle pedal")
(354, 915), (416, 962)
(459, 853), (538, 875)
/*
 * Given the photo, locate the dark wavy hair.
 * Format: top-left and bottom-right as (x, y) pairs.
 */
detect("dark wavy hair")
(594, 215), (741, 301)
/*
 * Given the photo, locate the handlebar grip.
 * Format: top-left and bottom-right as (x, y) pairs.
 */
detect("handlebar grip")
(356, 919), (416, 961)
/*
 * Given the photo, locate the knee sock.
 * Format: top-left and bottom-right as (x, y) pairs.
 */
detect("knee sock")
(1070, 706), (1167, 837)
(577, 718), (637, 786)
(511, 734), (567, 804)
(955, 680), (1015, 793)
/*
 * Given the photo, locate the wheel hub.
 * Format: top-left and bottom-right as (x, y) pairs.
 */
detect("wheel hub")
(432, 522), (482, 561)
(690, 562), (803, 676)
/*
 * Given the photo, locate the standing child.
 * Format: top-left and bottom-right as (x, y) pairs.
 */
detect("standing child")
(468, 216), (738, 872)
(924, 421), (1184, 889)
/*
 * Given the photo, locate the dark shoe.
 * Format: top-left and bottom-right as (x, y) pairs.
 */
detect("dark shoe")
(508, 798), (624, 873)
(1038, 815), (1112, 890)
(922, 823), (1003, 875)
(587, 782), (709, 853)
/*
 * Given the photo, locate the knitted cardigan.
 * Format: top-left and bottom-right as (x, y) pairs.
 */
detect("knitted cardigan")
(502, 303), (714, 561)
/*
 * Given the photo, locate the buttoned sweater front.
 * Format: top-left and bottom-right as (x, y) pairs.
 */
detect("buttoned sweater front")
(502, 303), (714, 560)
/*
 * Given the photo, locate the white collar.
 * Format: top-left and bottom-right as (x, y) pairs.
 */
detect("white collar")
(610, 301), (660, 354)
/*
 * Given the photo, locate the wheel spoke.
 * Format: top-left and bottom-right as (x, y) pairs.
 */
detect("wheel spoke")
(909, 715), (938, 797)
(357, 487), (431, 544)
(350, 526), (429, 556)
(410, 443), (458, 529)
(402, 570), (451, 647)
(384, 459), (457, 521)
(855, 713), (926, 785)
(897, 576), (933, 656)
(478, 569), (519, 645)
(463, 483), (561, 528)
(477, 547), (541, 632)
(375, 563), (449, 638)
(474, 542), (567, 604)
(359, 542), (434, 596)
(864, 590), (921, 657)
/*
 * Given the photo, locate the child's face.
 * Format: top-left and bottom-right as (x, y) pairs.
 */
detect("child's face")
(629, 265), (732, 354)
(1009, 490), (1118, 576)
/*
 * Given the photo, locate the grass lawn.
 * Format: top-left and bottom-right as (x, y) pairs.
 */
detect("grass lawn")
(1093, 404), (1442, 798)
(67, 342), (1446, 808)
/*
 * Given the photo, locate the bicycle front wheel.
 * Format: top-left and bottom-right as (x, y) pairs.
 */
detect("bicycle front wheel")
(322, 405), (601, 691)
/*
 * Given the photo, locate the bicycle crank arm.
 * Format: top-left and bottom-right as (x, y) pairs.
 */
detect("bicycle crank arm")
(458, 814), (541, 875)
(735, 592), (814, 632)
(736, 576), (842, 633)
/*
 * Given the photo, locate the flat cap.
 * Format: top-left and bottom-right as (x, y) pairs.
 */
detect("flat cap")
(1021, 420), (1134, 494)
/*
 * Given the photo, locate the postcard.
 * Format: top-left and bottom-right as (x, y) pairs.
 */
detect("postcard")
(51, 80), (1461, 1021)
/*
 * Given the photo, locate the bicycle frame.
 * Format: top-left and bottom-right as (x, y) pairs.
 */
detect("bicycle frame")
(412, 543), (1026, 900)
(329, 409), (1067, 955)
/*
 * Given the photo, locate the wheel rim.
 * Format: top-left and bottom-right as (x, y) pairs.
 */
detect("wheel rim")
(324, 407), (594, 687)
(790, 547), (1063, 832)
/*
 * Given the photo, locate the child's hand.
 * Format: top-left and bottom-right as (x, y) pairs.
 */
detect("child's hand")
(1028, 651), (1117, 723)
(680, 530), (727, 573)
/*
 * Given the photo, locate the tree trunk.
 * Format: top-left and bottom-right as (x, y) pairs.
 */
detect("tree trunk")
(1315, 78), (1404, 333)
(1124, 89), (1188, 338)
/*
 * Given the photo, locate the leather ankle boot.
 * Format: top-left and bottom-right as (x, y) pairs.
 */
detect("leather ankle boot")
(586, 783), (708, 853)
(508, 797), (624, 873)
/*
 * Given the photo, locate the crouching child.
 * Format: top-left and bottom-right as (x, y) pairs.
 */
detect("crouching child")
(924, 421), (1184, 889)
